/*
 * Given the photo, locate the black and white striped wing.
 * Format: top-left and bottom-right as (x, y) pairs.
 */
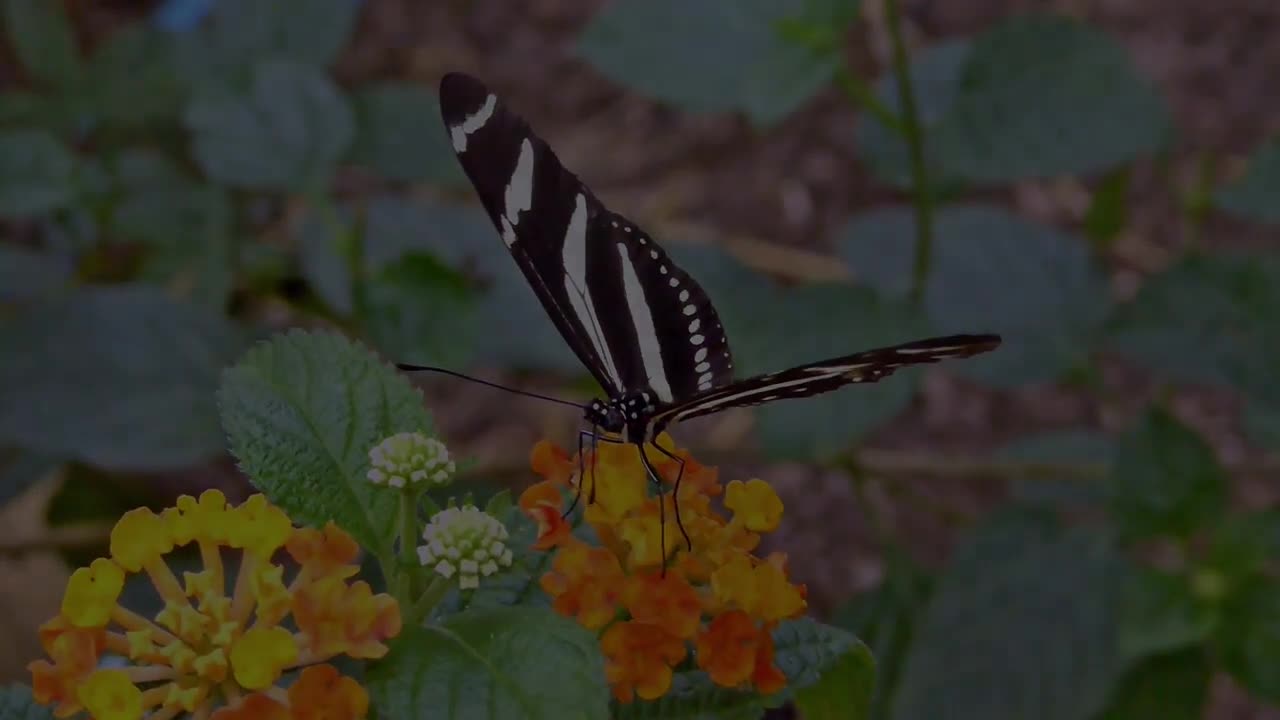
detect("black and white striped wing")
(649, 334), (1002, 429)
(439, 72), (733, 401)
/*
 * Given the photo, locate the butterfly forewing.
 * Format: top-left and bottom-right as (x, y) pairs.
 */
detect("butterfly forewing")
(650, 334), (1002, 429)
(439, 72), (733, 402)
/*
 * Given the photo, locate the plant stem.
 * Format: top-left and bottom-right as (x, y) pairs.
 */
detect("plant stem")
(834, 65), (905, 136)
(883, 0), (935, 306)
(397, 489), (419, 598)
(409, 575), (454, 626)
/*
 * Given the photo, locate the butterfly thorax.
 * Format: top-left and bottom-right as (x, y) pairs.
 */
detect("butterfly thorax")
(583, 390), (658, 443)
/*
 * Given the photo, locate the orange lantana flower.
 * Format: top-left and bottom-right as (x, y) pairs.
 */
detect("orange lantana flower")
(520, 436), (806, 702)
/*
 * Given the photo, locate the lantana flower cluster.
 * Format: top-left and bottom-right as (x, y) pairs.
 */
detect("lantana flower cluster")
(518, 435), (807, 703)
(29, 490), (400, 720)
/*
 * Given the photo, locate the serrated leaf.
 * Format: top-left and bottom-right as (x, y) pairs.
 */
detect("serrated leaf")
(1217, 137), (1280, 226)
(0, 244), (72, 301)
(352, 83), (463, 183)
(933, 15), (1169, 183)
(0, 129), (76, 217)
(856, 40), (972, 189)
(839, 205), (1110, 387)
(1097, 649), (1210, 720)
(185, 60), (354, 191)
(793, 635), (876, 720)
(0, 683), (55, 720)
(1117, 565), (1211, 663)
(367, 607), (609, 720)
(1107, 252), (1280, 395)
(1, 0), (81, 90)
(361, 252), (478, 369)
(1108, 407), (1226, 540)
(891, 515), (1121, 720)
(218, 330), (431, 555)
(1214, 577), (1280, 703)
(577, 0), (842, 127)
(175, 0), (357, 93)
(0, 285), (241, 470)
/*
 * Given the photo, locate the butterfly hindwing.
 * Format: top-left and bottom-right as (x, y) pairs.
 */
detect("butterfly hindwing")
(439, 72), (732, 401)
(650, 334), (1002, 429)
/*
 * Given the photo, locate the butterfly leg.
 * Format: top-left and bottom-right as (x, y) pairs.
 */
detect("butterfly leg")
(563, 427), (624, 519)
(648, 442), (693, 552)
(638, 445), (674, 576)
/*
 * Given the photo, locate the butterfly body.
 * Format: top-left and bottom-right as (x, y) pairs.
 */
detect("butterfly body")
(429, 71), (1001, 514)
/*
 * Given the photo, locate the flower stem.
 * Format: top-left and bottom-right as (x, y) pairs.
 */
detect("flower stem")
(834, 64), (905, 136)
(396, 488), (419, 601)
(883, 0), (935, 306)
(408, 575), (454, 626)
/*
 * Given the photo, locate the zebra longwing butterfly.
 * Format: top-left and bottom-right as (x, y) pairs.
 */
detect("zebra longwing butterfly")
(403, 73), (1000, 535)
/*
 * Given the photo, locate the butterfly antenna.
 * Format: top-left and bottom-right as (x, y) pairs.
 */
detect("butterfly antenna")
(395, 364), (586, 410)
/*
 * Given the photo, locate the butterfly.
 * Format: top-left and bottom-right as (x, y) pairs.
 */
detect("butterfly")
(401, 72), (1000, 550)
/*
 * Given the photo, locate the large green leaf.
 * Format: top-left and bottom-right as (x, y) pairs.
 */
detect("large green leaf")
(932, 15), (1169, 183)
(1107, 406), (1226, 540)
(0, 684), (55, 720)
(1217, 137), (1280, 226)
(0, 285), (241, 470)
(1107, 252), (1280, 391)
(577, 0), (847, 126)
(0, 244), (71, 301)
(175, 0), (358, 93)
(367, 607), (609, 720)
(0, 129), (76, 217)
(185, 60), (354, 191)
(1214, 577), (1280, 703)
(1096, 649), (1210, 720)
(1, 0), (81, 90)
(891, 513), (1121, 720)
(352, 83), (463, 184)
(218, 330), (431, 555)
(839, 205), (1110, 386)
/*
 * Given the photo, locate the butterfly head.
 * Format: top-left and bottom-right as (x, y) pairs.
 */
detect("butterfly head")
(584, 391), (658, 441)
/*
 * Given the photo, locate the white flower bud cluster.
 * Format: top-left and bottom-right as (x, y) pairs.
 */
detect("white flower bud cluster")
(366, 432), (455, 488)
(417, 505), (514, 590)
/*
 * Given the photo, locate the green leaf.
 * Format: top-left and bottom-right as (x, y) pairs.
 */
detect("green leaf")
(352, 83), (464, 184)
(0, 129), (76, 217)
(0, 244), (71, 301)
(218, 330), (431, 555)
(1214, 577), (1280, 703)
(0, 285), (241, 470)
(1096, 649), (1211, 720)
(0, 683), (55, 720)
(361, 253), (478, 369)
(773, 617), (864, 690)
(175, 0), (357, 93)
(577, 0), (843, 126)
(1206, 510), (1280, 588)
(1, 0), (81, 90)
(185, 60), (354, 191)
(367, 607), (609, 720)
(891, 514), (1121, 720)
(1107, 406), (1226, 540)
(84, 26), (185, 129)
(1107, 252), (1280, 394)
(793, 636), (876, 720)
(856, 40), (972, 189)
(1217, 137), (1280, 226)
(613, 679), (765, 720)
(932, 15), (1169, 183)
(839, 205), (1110, 386)
(1117, 565), (1211, 663)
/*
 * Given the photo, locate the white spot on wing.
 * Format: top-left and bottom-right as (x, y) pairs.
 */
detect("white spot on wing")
(450, 94), (497, 153)
(691, 334), (705, 345)
(504, 139), (534, 223)
(683, 304), (696, 316)
(678, 290), (690, 302)
(500, 217), (517, 247)
(617, 242), (673, 403)
(669, 278), (679, 287)
(688, 318), (700, 333)
(695, 348), (708, 362)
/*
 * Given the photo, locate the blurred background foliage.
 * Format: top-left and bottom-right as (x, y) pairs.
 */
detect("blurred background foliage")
(0, 0), (1277, 717)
